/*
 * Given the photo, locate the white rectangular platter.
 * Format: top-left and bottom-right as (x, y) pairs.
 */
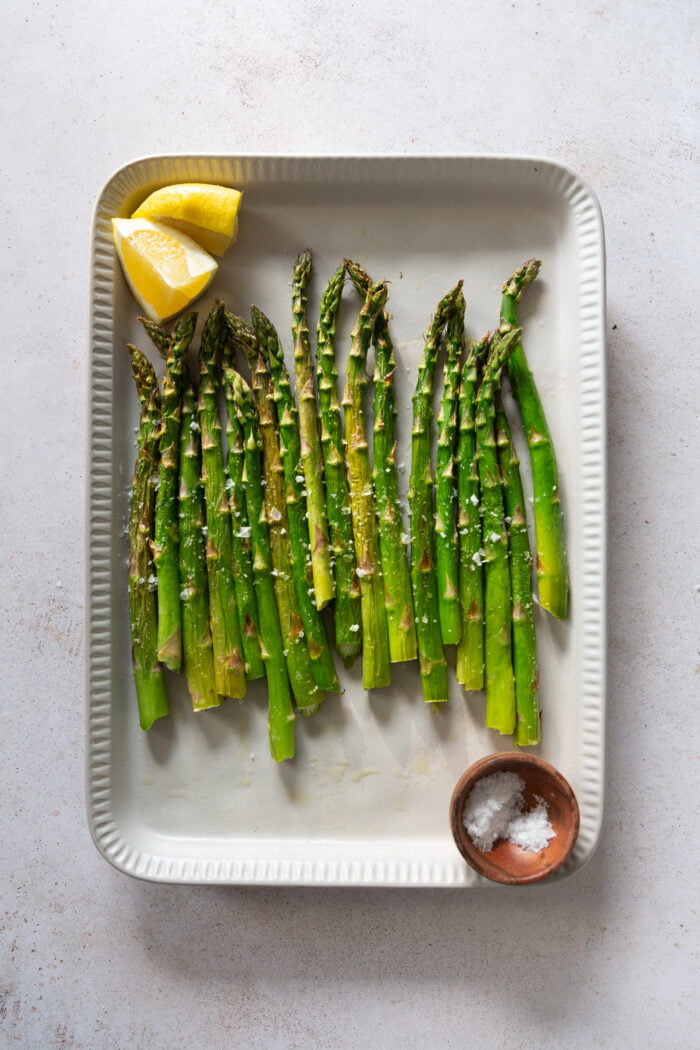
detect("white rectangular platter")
(87, 155), (606, 887)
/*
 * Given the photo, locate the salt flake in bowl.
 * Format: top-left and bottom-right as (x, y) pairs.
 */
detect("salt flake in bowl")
(462, 770), (556, 853)
(450, 753), (580, 884)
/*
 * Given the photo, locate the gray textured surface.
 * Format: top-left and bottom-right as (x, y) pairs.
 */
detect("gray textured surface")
(1, 1), (698, 1047)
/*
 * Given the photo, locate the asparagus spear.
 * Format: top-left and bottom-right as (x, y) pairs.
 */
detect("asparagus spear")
(501, 260), (569, 620)
(475, 327), (522, 734)
(126, 345), (169, 729)
(223, 371), (265, 680)
(251, 306), (339, 695)
(231, 368), (296, 760)
(150, 312), (196, 671)
(409, 284), (463, 703)
(315, 264), (362, 667)
(345, 261), (416, 664)
(435, 290), (465, 645)
(292, 249), (334, 609)
(178, 370), (219, 711)
(225, 312), (324, 711)
(198, 303), (246, 700)
(495, 397), (540, 745)
(343, 280), (392, 690)
(455, 333), (491, 690)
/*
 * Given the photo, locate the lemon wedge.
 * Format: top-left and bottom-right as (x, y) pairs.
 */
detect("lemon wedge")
(112, 218), (218, 323)
(131, 183), (243, 257)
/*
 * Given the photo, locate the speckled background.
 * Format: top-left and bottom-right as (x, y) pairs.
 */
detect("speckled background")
(2, 1), (697, 1047)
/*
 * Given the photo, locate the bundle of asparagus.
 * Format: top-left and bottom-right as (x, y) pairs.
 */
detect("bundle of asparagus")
(124, 251), (566, 758)
(225, 312), (325, 721)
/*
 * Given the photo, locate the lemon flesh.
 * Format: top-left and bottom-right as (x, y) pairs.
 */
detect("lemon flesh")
(131, 183), (243, 257)
(112, 218), (218, 323)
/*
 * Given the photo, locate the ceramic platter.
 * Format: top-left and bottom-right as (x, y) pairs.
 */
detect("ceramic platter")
(87, 155), (606, 886)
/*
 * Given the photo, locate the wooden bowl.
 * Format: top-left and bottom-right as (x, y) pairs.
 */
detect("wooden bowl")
(449, 752), (580, 885)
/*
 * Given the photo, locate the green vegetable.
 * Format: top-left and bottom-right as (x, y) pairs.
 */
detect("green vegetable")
(501, 260), (568, 620)
(223, 368), (265, 679)
(178, 370), (219, 711)
(231, 368), (296, 760)
(315, 263), (363, 666)
(342, 280), (392, 690)
(475, 328), (522, 733)
(126, 344), (169, 729)
(409, 283), (463, 703)
(251, 306), (339, 695)
(435, 290), (465, 645)
(345, 260), (416, 664)
(225, 311), (324, 711)
(495, 397), (540, 745)
(198, 304), (246, 699)
(292, 249), (335, 609)
(151, 312), (196, 670)
(455, 333), (490, 691)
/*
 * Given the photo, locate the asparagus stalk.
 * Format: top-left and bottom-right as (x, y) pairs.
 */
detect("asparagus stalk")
(501, 260), (569, 620)
(409, 284), (463, 703)
(345, 261), (416, 664)
(475, 327), (522, 734)
(435, 290), (465, 645)
(495, 397), (540, 745)
(150, 312), (196, 671)
(230, 369), (296, 760)
(342, 280), (392, 690)
(126, 345), (169, 729)
(178, 370), (219, 711)
(292, 249), (334, 609)
(315, 264), (362, 666)
(223, 372), (265, 680)
(225, 312), (324, 711)
(198, 303), (246, 700)
(251, 306), (339, 695)
(455, 333), (491, 690)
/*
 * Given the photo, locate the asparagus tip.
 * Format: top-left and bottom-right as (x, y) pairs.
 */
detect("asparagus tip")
(502, 259), (542, 301)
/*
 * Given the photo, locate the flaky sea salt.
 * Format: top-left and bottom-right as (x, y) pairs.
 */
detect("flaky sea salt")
(462, 771), (524, 850)
(507, 796), (555, 853)
(462, 771), (556, 853)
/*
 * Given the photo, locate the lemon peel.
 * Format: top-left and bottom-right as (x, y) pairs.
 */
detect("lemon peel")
(131, 183), (243, 256)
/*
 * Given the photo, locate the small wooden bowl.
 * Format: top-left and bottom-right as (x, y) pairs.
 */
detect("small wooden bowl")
(450, 752), (580, 885)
